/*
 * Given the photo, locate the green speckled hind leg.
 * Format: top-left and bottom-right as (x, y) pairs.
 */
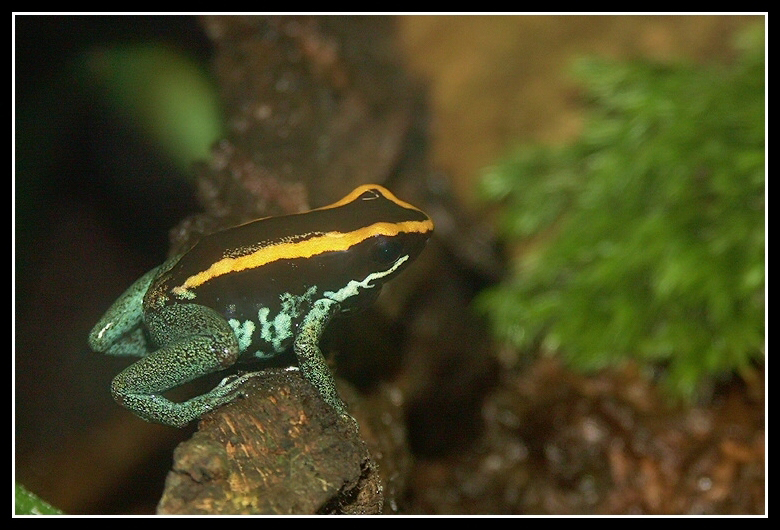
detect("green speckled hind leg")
(89, 255), (182, 357)
(88, 266), (161, 357)
(111, 304), (253, 427)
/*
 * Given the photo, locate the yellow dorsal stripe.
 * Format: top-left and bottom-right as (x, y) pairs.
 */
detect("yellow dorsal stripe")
(173, 219), (433, 293)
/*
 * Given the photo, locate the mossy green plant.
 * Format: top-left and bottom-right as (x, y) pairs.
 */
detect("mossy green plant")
(477, 24), (765, 400)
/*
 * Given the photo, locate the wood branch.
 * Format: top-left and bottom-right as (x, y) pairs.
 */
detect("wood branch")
(157, 368), (383, 514)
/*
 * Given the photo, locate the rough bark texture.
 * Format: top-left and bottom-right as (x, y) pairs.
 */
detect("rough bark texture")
(157, 369), (382, 514)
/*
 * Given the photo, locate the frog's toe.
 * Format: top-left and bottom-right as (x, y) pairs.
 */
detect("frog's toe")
(215, 371), (265, 392)
(340, 411), (360, 432)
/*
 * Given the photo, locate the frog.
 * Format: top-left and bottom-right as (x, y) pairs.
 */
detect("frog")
(89, 184), (434, 428)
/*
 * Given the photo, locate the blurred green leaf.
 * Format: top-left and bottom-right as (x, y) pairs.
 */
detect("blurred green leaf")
(76, 43), (224, 173)
(15, 483), (63, 515)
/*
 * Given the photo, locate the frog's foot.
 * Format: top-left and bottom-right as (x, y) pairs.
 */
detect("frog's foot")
(114, 380), (253, 428)
(215, 371), (267, 395)
(217, 370), (359, 431)
(340, 411), (360, 433)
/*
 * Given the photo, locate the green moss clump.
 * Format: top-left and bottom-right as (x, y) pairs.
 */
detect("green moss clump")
(477, 24), (765, 400)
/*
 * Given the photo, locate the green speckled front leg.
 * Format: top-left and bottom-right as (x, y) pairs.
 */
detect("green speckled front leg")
(111, 304), (252, 428)
(294, 299), (356, 428)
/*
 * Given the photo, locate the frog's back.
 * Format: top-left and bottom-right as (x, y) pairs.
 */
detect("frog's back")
(147, 185), (433, 313)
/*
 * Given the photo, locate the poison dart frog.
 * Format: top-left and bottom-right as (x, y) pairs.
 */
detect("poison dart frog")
(89, 185), (433, 427)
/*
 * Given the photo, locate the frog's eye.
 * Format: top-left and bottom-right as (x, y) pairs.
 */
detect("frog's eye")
(370, 236), (404, 265)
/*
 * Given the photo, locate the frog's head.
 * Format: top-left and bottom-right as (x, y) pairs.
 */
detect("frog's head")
(312, 185), (434, 312)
